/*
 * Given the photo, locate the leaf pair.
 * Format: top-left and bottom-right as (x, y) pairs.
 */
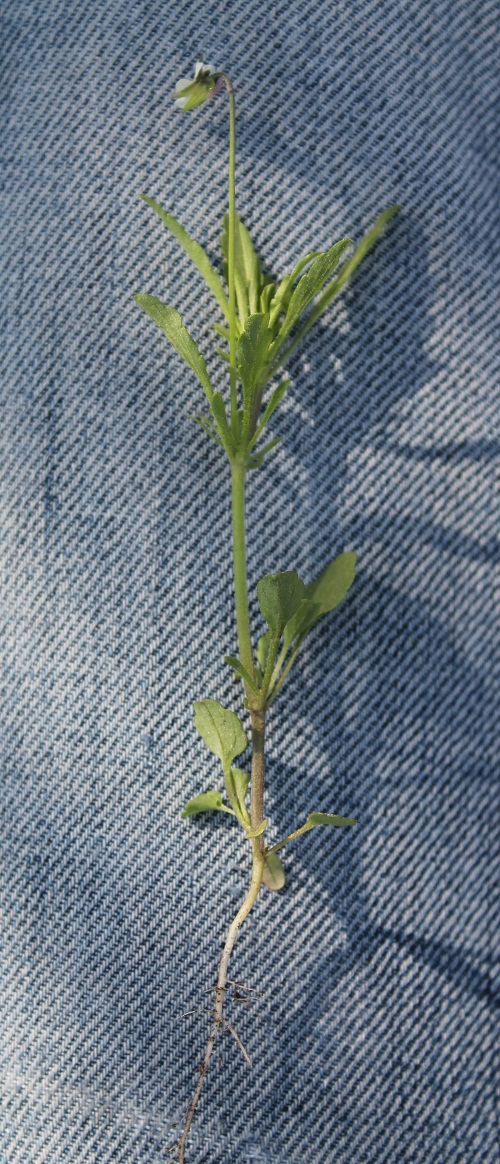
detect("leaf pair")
(181, 699), (252, 827)
(283, 551), (357, 649)
(256, 553), (357, 698)
(258, 552), (356, 645)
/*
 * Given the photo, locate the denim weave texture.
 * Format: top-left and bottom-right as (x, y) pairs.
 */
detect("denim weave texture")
(1, 1), (499, 1162)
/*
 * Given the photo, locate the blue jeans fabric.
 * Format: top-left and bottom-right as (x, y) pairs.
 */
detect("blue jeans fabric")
(1, 2), (499, 1161)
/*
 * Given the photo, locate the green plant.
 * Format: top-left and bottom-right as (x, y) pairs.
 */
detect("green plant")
(135, 59), (400, 1162)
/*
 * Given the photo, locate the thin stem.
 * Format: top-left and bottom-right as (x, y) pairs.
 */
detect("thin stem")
(221, 74), (238, 432)
(231, 461), (255, 683)
(177, 849), (264, 1162)
(250, 709), (265, 838)
(269, 638), (288, 690)
(267, 634), (306, 706)
(267, 820), (313, 855)
(259, 634), (280, 704)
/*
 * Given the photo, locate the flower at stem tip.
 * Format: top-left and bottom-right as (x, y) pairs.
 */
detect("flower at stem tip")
(174, 59), (224, 111)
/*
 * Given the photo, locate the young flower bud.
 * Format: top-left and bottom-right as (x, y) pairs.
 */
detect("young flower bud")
(173, 60), (223, 111)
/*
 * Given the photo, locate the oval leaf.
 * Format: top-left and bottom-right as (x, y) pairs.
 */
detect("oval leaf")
(283, 598), (321, 650)
(305, 551), (357, 616)
(257, 570), (305, 637)
(194, 699), (247, 765)
(262, 852), (286, 891)
(307, 811), (357, 827)
(181, 790), (224, 818)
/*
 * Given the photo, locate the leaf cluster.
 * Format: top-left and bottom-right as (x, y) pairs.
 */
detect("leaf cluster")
(182, 552), (358, 884)
(236, 550), (358, 708)
(135, 198), (400, 467)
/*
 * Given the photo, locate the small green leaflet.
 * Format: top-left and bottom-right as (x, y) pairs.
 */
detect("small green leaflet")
(140, 196), (230, 321)
(283, 598), (320, 650)
(271, 238), (351, 354)
(262, 851), (285, 890)
(257, 570), (305, 637)
(309, 206), (401, 326)
(134, 296), (213, 403)
(282, 552), (357, 649)
(181, 790), (224, 817)
(237, 314), (273, 411)
(305, 551), (357, 615)
(209, 392), (235, 456)
(307, 811), (357, 827)
(246, 435), (281, 470)
(269, 250), (323, 327)
(194, 699), (247, 766)
(189, 413), (223, 448)
(224, 655), (259, 693)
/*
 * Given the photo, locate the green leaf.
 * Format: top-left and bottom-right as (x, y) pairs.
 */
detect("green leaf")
(134, 295), (213, 403)
(189, 413), (223, 448)
(281, 554), (357, 650)
(224, 655), (259, 693)
(246, 435), (281, 470)
(283, 598), (321, 650)
(194, 699), (248, 766)
(269, 251), (323, 327)
(237, 314), (273, 407)
(231, 768), (250, 818)
(271, 238), (351, 354)
(260, 280), (276, 313)
(307, 811), (357, 827)
(310, 206), (402, 325)
(305, 551), (357, 615)
(210, 392), (235, 456)
(257, 570), (305, 637)
(181, 790), (224, 818)
(140, 196), (230, 321)
(256, 630), (270, 671)
(262, 851), (286, 890)
(249, 378), (290, 450)
(221, 212), (262, 320)
(213, 322), (231, 341)
(245, 819), (268, 838)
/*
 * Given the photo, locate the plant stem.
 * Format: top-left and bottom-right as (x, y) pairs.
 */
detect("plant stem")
(250, 709), (265, 837)
(267, 820), (313, 855)
(221, 74), (238, 432)
(231, 461), (255, 683)
(177, 848), (264, 1163)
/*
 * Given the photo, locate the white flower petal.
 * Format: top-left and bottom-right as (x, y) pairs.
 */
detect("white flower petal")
(175, 77), (192, 93)
(174, 96), (188, 109)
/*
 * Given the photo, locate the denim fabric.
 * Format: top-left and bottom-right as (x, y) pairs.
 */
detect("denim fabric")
(1, 2), (499, 1162)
